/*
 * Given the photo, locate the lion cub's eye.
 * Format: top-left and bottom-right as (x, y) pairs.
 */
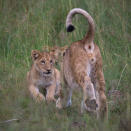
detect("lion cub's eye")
(50, 60), (53, 64)
(41, 60), (45, 64)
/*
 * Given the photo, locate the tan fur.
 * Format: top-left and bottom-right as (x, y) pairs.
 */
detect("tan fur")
(27, 50), (62, 108)
(62, 8), (108, 119)
(45, 45), (68, 63)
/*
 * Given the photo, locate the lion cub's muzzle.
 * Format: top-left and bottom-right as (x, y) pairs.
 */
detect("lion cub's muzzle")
(43, 69), (52, 76)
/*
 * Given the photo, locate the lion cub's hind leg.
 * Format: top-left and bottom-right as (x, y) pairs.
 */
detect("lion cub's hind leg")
(61, 81), (73, 108)
(95, 68), (108, 119)
(77, 73), (98, 113)
(66, 88), (72, 107)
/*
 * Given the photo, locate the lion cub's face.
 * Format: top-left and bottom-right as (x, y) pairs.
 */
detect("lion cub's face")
(32, 50), (55, 77)
(49, 45), (68, 62)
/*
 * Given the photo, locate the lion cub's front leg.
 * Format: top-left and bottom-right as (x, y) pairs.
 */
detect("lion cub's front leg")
(28, 84), (45, 103)
(46, 84), (62, 109)
(46, 85), (56, 102)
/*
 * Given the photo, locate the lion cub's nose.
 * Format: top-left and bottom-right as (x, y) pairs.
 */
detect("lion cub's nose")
(47, 69), (51, 73)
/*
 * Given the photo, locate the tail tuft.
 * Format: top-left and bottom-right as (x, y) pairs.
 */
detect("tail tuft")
(66, 8), (95, 43)
(67, 25), (75, 32)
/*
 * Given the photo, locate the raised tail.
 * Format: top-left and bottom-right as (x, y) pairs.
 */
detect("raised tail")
(66, 8), (95, 43)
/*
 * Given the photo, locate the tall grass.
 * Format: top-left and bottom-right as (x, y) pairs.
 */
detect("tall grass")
(0, 0), (130, 130)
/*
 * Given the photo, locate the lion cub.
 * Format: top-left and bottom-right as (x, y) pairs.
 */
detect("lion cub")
(62, 8), (108, 119)
(27, 50), (62, 108)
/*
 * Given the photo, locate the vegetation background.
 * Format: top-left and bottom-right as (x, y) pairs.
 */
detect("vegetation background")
(0, 0), (130, 130)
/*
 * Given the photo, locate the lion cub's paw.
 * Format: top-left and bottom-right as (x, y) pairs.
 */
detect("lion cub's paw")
(56, 97), (62, 109)
(46, 96), (56, 103)
(86, 99), (98, 111)
(36, 94), (45, 103)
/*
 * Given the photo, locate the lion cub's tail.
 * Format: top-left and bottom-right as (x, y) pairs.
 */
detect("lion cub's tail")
(66, 8), (95, 44)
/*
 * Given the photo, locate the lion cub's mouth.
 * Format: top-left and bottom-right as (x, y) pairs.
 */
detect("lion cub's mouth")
(43, 70), (52, 76)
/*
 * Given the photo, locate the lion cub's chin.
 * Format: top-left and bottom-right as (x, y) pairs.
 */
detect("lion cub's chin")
(42, 72), (52, 77)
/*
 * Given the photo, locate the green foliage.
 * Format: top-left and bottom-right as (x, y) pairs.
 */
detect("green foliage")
(0, 0), (130, 130)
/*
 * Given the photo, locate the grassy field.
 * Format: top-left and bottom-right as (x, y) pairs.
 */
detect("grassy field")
(0, 0), (131, 130)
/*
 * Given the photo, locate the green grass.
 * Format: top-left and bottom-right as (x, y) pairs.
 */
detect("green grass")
(0, 0), (131, 130)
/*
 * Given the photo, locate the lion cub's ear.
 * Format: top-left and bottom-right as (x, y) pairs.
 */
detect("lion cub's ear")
(50, 47), (60, 60)
(60, 45), (68, 56)
(50, 50), (58, 61)
(42, 45), (51, 52)
(31, 50), (41, 61)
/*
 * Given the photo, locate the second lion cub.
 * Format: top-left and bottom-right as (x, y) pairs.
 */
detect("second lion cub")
(27, 49), (62, 108)
(62, 8), (108, 119)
